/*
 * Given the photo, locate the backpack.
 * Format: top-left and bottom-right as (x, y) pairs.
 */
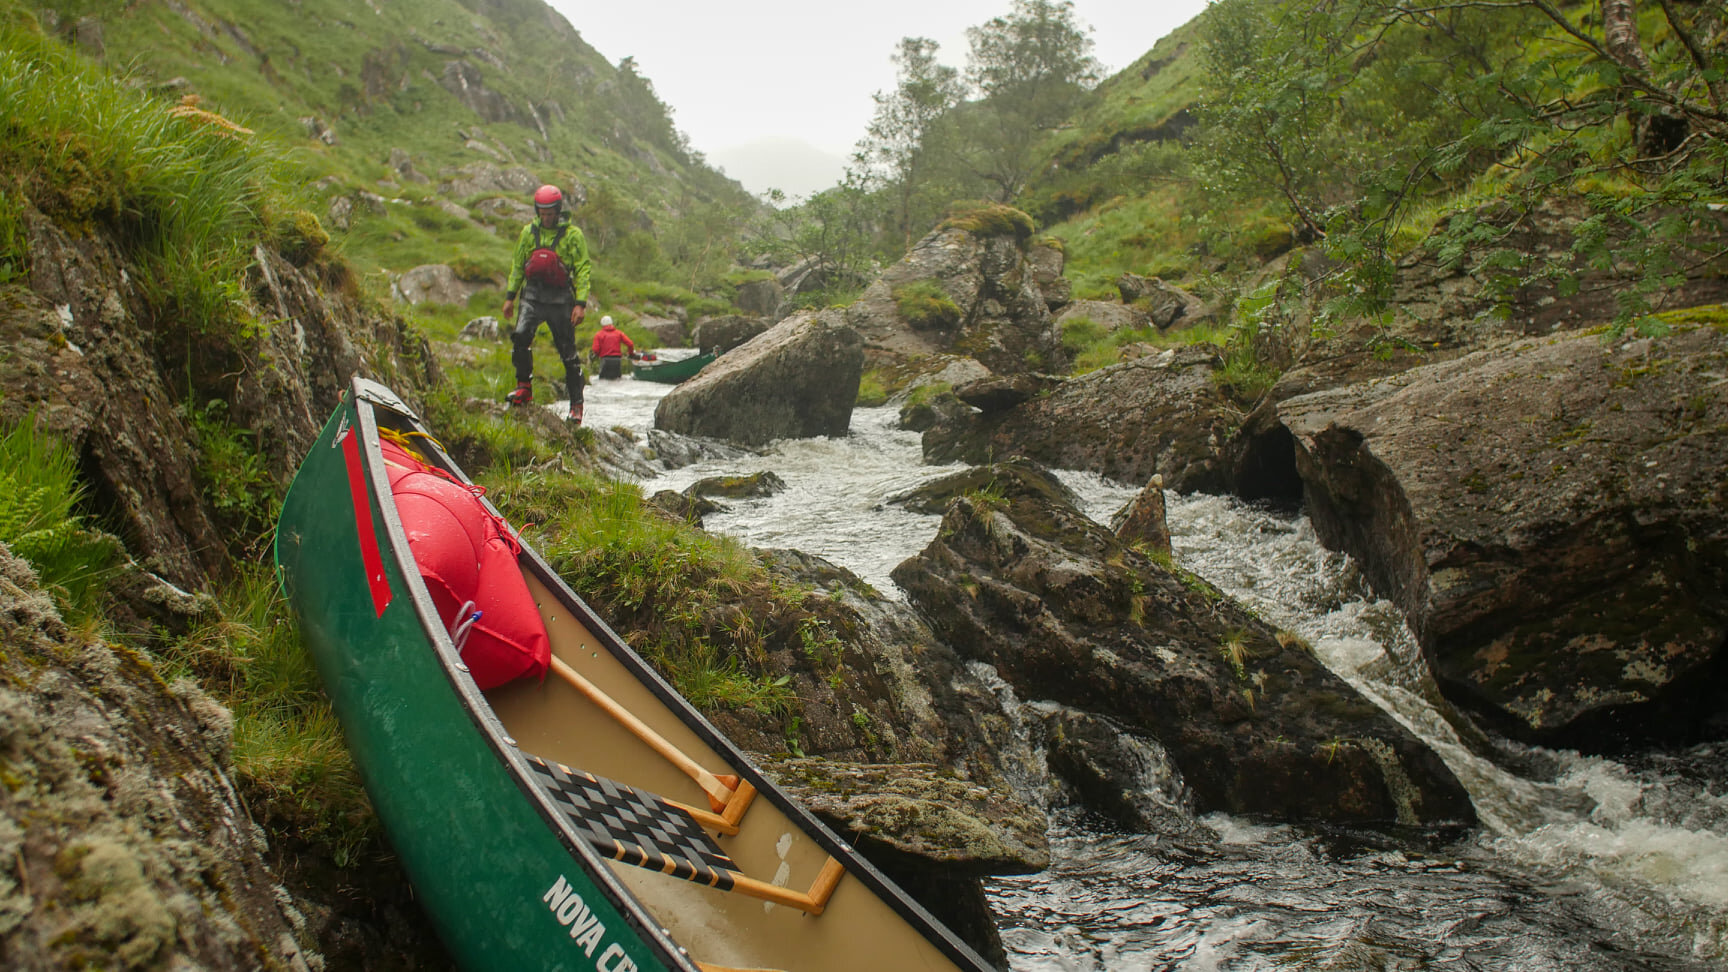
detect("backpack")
(524, 223), (569, 287)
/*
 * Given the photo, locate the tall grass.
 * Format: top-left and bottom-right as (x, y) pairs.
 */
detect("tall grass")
(0, 17), (292, 338)
(484, 465), (795, 716)
(0, 415), (123, 623)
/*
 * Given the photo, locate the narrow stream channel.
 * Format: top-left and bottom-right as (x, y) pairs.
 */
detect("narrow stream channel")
(559, 377), (1728, 970)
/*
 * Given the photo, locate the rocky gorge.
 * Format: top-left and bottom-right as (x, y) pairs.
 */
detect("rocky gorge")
(4, 154), (1727, 965)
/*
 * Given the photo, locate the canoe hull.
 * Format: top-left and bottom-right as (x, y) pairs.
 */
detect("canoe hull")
(275, 386), (683, 971)
(632, 353), (715, 384)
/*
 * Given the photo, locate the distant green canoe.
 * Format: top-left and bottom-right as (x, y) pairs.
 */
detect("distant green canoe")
(632, 352), (715, 384)
(274, 377), (993, 972)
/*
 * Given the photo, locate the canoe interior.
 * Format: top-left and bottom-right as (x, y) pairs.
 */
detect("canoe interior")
(485, 570), (969, 972)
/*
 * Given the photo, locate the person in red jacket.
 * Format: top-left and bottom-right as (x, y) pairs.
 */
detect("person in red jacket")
(590, 316), (635, 380)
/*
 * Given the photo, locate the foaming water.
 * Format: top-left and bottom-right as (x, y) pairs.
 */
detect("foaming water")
(636, 400), (962, 592)
(558, 377), (1728, 969)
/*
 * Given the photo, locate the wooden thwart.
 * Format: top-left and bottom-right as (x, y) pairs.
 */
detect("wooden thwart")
(725, 856), (847, 916)
(548, 655), (756, 831)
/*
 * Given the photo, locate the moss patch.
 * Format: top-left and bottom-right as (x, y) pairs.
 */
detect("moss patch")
(939, 200), (1037, 243)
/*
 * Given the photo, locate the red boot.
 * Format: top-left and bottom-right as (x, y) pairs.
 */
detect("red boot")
(505, 382), (532, 406)
(567, 402), (583, 425)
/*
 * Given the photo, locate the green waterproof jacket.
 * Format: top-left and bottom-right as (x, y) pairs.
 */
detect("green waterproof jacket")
(504, 215), (592, 305)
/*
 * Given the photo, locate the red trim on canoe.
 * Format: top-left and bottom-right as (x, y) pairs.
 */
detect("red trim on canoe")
(341, 421), (393, 617)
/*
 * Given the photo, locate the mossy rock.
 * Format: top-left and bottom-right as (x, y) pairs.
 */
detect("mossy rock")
(939, 200), (1037, 243)
(892, 280), (963, 331)
(269, 209), (329, 267)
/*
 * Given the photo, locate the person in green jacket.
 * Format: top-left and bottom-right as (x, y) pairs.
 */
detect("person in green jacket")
(502, 184), (593, 423)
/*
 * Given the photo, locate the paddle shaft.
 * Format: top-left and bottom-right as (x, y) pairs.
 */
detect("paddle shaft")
(547, 655), (735, 806)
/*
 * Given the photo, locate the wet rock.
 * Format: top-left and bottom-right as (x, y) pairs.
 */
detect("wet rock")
(890, 462), (1476, 828)
(0, 543), (318, 969)
(1278, 324), (1728, 749)
(888, 457), (1081, 516)
(954, 372), (1062, 415)
(754, 756), (1044, 970)
(438, 60), (520, 124)
(1113, 474), (1172, 555)
(686, 471), (786, 500)
(755, 757), (1047, 874)
(386, 147), (429, 184)
(654, 309), (863, 446)
(922, 345), (1237, 492)
(436, 161), (540, 200)
(2, 203), (434, 588)
(1027, 239), (1069, 312)
(1114, 273), (1211, 330)
(1039, 708), (1200, 837)
(645, 489), (720, 525)
(326, 194), (353, 231)
(634, 313), (685, 346)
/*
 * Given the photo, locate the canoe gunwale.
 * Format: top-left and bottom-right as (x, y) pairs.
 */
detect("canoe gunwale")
(332, 376), (996, 972)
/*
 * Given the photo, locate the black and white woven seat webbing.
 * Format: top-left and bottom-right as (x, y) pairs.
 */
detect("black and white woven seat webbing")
(525, 754), (737, 890)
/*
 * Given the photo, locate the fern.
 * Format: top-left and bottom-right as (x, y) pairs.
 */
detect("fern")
(0, 416), (122, 620)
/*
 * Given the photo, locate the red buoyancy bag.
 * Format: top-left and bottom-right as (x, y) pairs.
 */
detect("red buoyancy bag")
(379, 438), (550, 689)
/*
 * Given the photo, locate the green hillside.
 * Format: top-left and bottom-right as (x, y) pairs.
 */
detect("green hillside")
(39, 0), (758, 307)
(1025, 0), (1726, 327)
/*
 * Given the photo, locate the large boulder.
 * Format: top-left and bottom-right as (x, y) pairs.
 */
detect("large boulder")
(890, 462), (1476, 828)
(654, 309), (863, 446)
(733, 275), (784, 318)
(1277, 322), (1728, 748)
(694, 314), (769, 355)
(844, 210), (1063, 375)
(394, 264), (483, 306)
(922, 345), (1239, 493)
(635, 313), (686, 346)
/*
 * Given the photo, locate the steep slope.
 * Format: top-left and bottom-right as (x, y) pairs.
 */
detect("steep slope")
(44, 0), (756, 283)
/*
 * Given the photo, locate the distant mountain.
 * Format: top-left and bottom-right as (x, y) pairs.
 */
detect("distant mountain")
(710, 137), (849, 203)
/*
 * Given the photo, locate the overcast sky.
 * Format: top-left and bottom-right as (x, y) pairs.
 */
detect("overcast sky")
(546, 0), (1212, 199)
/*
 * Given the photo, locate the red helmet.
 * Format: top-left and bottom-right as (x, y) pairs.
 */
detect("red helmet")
(533, 184), (563, 209)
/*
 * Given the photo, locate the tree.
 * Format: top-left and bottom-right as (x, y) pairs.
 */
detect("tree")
(1195, 0), (1727, 329)
(747, 171), (881, 305)
(958, 0), (1100, 200)
(858, 37), (967, 250)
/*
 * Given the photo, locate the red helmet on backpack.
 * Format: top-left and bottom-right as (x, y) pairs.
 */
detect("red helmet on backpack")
(533, 185), (563, 211)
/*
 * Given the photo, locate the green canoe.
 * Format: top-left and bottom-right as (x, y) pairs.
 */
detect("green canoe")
(631, 352), (715, 384)
(275, 377), (993, 972)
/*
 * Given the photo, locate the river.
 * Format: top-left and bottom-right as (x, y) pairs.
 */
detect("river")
(563, 375), (1728, 971)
